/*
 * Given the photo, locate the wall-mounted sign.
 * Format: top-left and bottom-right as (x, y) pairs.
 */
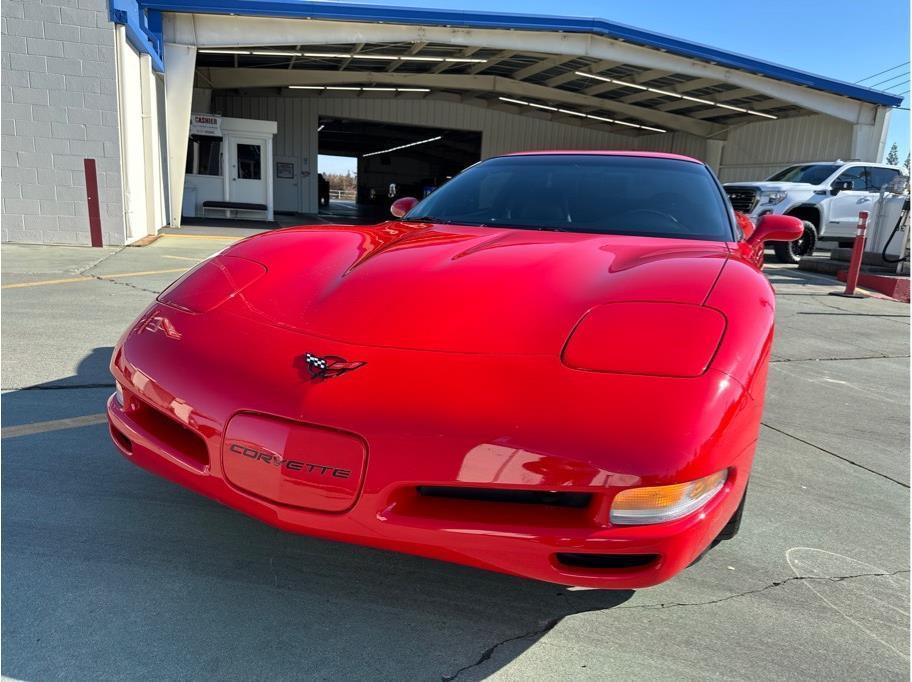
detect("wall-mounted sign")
(276, 161), (295, 179)
(190, 113), (222, 137)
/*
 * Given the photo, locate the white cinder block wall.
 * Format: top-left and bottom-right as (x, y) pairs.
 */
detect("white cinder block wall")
(1, 0), (125, 246)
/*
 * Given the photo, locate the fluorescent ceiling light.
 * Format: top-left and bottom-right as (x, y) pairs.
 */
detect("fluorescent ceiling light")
(288, 86), (431, 93)
(250, 50), (301, 56)
(199, 49), (250, 55)
(296, 53), (486, 63)
(317, 124), (324, 131)
(351, 54), (400, 60)
(496, 96), (666, 133)
(363, 135), (443, 158)
(573, 71), (778, 120)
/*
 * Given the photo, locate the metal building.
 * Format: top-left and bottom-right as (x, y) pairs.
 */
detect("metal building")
(1, 0), (903, 245)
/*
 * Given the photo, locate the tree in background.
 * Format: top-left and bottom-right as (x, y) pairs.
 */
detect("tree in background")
(886, 142), (899, 165)
(325, 171), (357, 195)
(906, 154), (910, 174)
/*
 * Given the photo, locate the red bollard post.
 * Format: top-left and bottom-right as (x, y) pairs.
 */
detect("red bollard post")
(831, 210), (868, 298)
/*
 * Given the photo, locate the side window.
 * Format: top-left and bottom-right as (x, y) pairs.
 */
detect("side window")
(834, 166), (867, 191)
(867, 167), (901, 192)
(185, 136), (221, 176)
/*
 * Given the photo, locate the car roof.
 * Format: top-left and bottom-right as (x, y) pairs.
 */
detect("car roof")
(502, 150), (703, 164)
(792, 161), (904, 170)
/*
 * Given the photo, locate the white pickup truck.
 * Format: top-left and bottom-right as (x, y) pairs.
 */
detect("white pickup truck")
(724, 161), (906, 263)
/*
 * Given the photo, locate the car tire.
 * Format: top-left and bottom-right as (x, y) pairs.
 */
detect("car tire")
(687, 487), (748, 567)
(715, 486), (747, 543)
(773, 220), (817, 264)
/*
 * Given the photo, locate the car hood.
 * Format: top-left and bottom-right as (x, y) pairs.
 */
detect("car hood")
(725, 181), (815, 192)
(222, 222), (730, 354)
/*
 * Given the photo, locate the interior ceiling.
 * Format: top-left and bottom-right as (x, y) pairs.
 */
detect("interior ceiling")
(196, 41), (812, 137)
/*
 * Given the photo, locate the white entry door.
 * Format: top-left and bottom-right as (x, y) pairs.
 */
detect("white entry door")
(274, 155), (300, 213)
(229, 137), (267, 206)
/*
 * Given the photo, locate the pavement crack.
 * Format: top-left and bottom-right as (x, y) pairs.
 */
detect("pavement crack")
(77, 246), (127, 275)
(87, 273), (161, 295)
(770, 355), (909, 363)
(761, 423), (910, 489)
(618, 570), (910, 611)
(439, 570), (909, 680)
(441, 617), (562, 682)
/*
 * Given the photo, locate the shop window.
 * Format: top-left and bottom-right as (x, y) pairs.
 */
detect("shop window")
(186, 136), (221, 176)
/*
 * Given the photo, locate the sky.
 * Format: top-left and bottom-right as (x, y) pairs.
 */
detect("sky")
(317, 0), (909, 171)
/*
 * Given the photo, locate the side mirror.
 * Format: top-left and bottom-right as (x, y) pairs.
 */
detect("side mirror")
(830, 180), (853, 195)
(390, 196), (419, 218)
(747, 214), (804, 245)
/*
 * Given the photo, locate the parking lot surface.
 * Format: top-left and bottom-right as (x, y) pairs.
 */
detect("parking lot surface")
(2, 233), (909, 680)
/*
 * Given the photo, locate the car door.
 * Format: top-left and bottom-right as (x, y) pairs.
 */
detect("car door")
(825, 166), (875, 239)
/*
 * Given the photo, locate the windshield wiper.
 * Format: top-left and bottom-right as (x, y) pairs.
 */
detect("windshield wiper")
(402, 215), (464, 225)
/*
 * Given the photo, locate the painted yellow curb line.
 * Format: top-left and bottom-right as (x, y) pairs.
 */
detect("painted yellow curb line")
(2, 267), (188, 289)
(3, 413), (108, 438)
(160, 233), (242, 241)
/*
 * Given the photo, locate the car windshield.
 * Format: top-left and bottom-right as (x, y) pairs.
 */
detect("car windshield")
(767, 164), (840, 184)
(404, 154), (733, 241)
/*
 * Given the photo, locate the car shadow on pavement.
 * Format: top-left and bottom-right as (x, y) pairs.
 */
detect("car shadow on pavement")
(2, 348), (634, 681)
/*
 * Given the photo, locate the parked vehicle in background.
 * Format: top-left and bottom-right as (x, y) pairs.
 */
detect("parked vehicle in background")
(724, 161), (906, 264)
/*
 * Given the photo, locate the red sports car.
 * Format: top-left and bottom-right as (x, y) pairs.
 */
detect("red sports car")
(107, 152), (802, 588)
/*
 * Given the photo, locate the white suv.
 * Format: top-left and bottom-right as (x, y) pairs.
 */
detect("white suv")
(724, 161), (906, 263)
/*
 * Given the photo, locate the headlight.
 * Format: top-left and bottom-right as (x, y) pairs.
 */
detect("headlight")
(763, 191), (787, 205)
(610, 470), (728, 525)
(561, 302), (726, 378)
(158, 255), (266, 313)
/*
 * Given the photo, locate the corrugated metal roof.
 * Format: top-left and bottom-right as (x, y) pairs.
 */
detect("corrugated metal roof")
(137, 0), (902, 106)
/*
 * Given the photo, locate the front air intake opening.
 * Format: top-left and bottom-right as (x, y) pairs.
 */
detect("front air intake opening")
(555, 553), (659, 571)
(416, 486), (592, 508)
(129, 399), (210, 469)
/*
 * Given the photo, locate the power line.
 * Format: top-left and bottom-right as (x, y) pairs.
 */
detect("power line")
(855, 61), (910, 83)
(870, 72), (910, 88)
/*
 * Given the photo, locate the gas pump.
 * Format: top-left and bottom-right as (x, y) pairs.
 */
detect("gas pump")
(864, 176), (910, 276)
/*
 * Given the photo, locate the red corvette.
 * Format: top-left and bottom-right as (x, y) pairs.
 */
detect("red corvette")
(107, 152), (802, 588)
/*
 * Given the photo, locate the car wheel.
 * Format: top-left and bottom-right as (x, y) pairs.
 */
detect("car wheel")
(773, 220), (817, 264)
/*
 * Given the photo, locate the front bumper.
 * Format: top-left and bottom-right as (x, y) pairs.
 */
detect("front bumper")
(106, 305), (760, 589)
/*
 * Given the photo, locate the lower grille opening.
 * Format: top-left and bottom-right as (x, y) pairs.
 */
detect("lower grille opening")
(110, 424), (133, 453)
(416, 486), (592, 508)
(130, 399), (209, 469)
(556, 553), (659, 570)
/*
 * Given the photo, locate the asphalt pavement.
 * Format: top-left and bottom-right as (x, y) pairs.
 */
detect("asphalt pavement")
(2, 232), (909, 680)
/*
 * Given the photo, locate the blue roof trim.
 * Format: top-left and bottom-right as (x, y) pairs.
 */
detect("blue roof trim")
(131, 0), (902, 106)
(110, 0), (164, 71)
